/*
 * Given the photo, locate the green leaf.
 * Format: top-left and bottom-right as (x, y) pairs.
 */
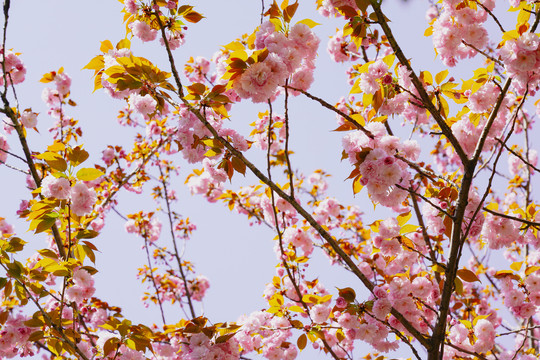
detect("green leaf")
(76, 168), (105, 181)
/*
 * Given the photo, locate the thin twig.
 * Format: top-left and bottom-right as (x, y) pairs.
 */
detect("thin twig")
(158, 163), (197, 319)
(285, 85), (374, 139)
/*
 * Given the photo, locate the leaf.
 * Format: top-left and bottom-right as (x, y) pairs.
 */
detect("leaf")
(187, 82), (206, 95)
(288, 305), (305, 313)
(82, 55), (104, 71)
(5, 237), (26, 253)
(432, 264), (445, 273)
(338, 287), (356, 302)
(40, 72), (55, 83)
(510, 261), (523, 272)
(355, 0), (370, 12)
(283, 1), (299, 23)
(420, 70), (433, 86)
(76, 168), (105, 181)
(183, 11), (204, 23)
(37, 249), (58, 259)
(36, 152), (67, 172)
(231, 156), (246, 176)
(435, 70), (449, 84)
(116, 38), (131, 50)
(525, 266), (540, 276)
(297, 333), (307, 350)
(454, 277), (463, 295)
(397, 212), (412, 226)
(296, 18), (321, 28)
(493, 270), (520, 281)
(33, 216), (57, 234)
(353, 176), (363, 194)
(103, 337), (119, 356)
(100, 40), (114, 53)
(400, 224), (419, 234)
(457, 268), (481, 283)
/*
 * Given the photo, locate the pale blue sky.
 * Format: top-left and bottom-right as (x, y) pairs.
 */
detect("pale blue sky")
(1, 1), (515, 359)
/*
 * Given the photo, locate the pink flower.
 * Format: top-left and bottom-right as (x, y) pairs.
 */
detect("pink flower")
(41, 87), (61, 107)
(55, 72), (71, 96)
(474, 319), (495, 343)
(70, 182), (97, 216)
(310, 304), (331, 324)
(102, 147), (115, 165)
(128, 93), (157, 116)
(372, 298), (392, 319)
(41, 175), (71, 199)
(504, 289), (525, 308)
(359, 73), (379, 94)
(368, 60), (389, 79)
(233, 54), (287, 103)
(0, 50), (26, 86)
(0, 134), (8, 164)
(130, 20), (157, 42)
(20, 110), (38, 128)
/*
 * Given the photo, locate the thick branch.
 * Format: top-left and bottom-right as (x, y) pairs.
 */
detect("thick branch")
(369, 0), (468, 164)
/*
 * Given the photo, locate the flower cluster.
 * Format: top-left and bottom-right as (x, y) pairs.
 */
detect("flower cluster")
(236, 311), (297, 360)
(431, 0), (491, 67)
(65, 268), (96, 305)
(500, 32), (540, 94)
(0, 49), (26, 86)
(125, 212), (162, 243)
(343, 122), (420, 208)
(233, 21), (319, 103)
(0, 313), (33, 358)
(481, 213), (522, 249)
(41, 176), (97, 217)
(177, 333), (240, 360)
(123, 0), (187, 50)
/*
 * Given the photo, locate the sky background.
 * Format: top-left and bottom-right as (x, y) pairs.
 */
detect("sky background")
(0, 1), (527, 359)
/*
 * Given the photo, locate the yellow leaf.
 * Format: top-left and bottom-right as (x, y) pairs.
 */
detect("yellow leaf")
(432, 264), (445, 273)
(485, 202), (499, 212)
(397, 212), (412, 226)
(100, 40), (114, 53)
(435, 69), (449, 85)
(47, 142), (65, 153)
(382, 54), (395, 68)
(288, 305), (305, 313)
(517, 9), (531, 26)
(296, 18), (321, 28)
(83, 55), (104, 71)
(525, 266), (540, 276)
(353, 177), (363, 195)
(510, 261), (523, 272)
(76, 168), (105, 181)
(223, 41), (245, 52)
(420, 70), (433, 86)
(116, 38), (131, 50)
(350, 114), (365, 126)
(400, 224), (419, 234)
